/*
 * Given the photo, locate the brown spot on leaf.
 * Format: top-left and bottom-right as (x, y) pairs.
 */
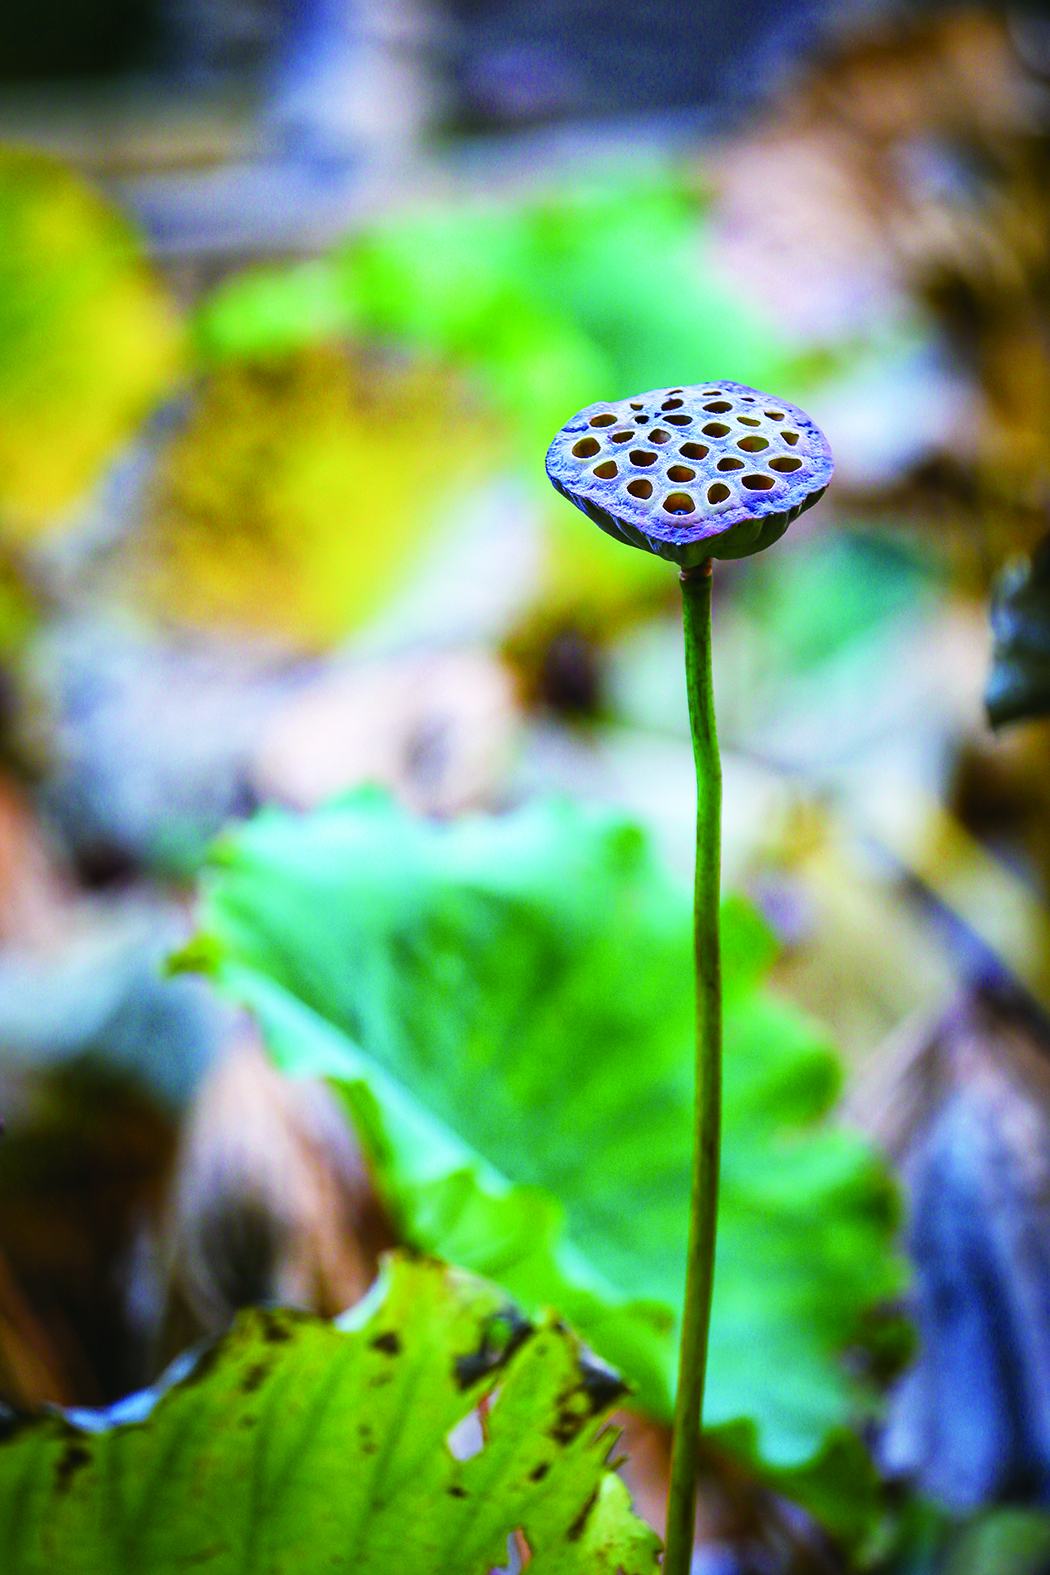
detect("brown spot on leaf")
(454, 1306), (533, 1390)
(241, 1362), (270, 1395)
(549, 1405), (586, 1445)
(259, 1311), (296, 1343)
(448, 1485), (467, 1498)
(566, 1488), (599, 1542)
(548, 1356), (625, 1444)
(370, 1331), (401, 1356)
(55, 1441), (91, 1494)
(178, 1342), (223, 1389)
(529, 1462), (550, 1482)
(576, 1352), (628, 1415)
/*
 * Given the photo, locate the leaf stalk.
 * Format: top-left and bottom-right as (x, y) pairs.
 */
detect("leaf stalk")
(664, 560), (723, 1575)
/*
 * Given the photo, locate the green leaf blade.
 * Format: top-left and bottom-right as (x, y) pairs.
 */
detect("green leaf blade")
(197, 793), (901, 1511)
(0, 1255), (659, 1575)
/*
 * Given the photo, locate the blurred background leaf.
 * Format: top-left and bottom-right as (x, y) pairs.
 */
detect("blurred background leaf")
(943, 1509), (1050, 1575)
(193, 178), (817, 630)
(0, 148), (182, 537)
(123, 345), (497, 650)
(985, 533), (1050, 729)
(7, 0), (1050, 1562)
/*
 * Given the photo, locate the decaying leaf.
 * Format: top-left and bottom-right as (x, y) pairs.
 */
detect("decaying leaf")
(865, 989), (1050, 1510)
(0, 1252), (660, 1575)
(161, 1029), (391, 1348)
(127, 346), (498, 650)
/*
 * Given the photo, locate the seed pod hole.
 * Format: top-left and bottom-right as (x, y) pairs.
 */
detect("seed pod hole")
(703, 401), (732, 413)
(634, 414), (649, 423)
(663, 492), (695, 515)
(769, 455), (802, 473)
(783, 431), (799, 445)
(668, 388), (684, 395)
(662, 398), (684, 410)
(737, 416), (761, 428)
(573, 437), (600, 458)
(630, 450), (657, 466)
(627, 478), (653, 499)
(742, 474), (775, 491)
(717, 456), (744, 471)
(764, 410), (784, 420)
(590, 413), (616, 427)
(611, 430), (634, 443)
(679, 442), (709, 461)
(702, 422), (730, 438)
(667, 465), (696, 482)
(630, 402), (644, 410)
(665, 414), (692, 426)
(707, 482), (730, 504)
(649, 429), (671, 444)
(738, 435), (769, 452)
(593, 460), (618, 479)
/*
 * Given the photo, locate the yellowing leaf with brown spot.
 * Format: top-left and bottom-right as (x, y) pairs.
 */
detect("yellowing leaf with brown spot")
(131, 347), (499, 650)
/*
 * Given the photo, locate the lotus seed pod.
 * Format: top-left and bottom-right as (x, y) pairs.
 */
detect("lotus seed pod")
(545, 382), (833, 567)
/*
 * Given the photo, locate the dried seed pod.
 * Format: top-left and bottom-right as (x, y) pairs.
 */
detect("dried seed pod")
(545, 382), (833, 566)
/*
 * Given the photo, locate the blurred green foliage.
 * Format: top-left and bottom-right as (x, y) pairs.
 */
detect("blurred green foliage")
(0, 146), (182, 536)
(182, 792), (901, 1542)
(195, 179), (821, 622)
(196, 180), (803, 427)
(0, 1253), (659, 1573)
(737, 532), (933, 677)
(942, 1510), (1050, 1575)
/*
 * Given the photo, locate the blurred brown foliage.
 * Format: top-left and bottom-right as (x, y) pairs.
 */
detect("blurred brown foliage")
(717, 8), (1050, 567)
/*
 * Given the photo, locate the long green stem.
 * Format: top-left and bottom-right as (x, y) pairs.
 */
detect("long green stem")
(664, 561), (723, 1575)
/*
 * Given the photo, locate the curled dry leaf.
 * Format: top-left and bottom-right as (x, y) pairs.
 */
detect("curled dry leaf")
(161, 1030), (392, 1349)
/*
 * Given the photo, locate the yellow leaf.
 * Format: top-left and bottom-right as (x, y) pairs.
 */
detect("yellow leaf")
(130, 346), (499, 650)
(0, 147), (182, 533)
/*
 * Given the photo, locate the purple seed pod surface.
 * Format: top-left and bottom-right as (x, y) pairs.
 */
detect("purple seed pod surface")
(545, 382), (833, 567)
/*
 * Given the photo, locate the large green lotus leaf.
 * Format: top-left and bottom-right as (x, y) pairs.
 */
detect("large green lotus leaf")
(0, 147), (182, 535)
(0, 1252), (659, 1574)
(189, 794), (899, 1478)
